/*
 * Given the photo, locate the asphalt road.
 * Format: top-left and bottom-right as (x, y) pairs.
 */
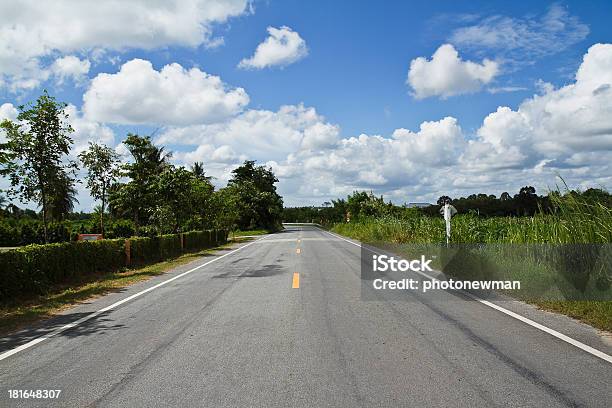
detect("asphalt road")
(1, 226), (611, 407)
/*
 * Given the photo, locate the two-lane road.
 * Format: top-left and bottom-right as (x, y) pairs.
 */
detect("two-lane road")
(1, 226), (611, 407)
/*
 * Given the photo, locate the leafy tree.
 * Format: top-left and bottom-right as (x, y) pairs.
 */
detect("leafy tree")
(109, 134), (170, 232)
(155, 165), (201, 233)
(344, 191), (389, 220)
(210, 187), (240, 231)
(515, 186), (538, 216)
(47, 172), (79, 221)
(79, 142), (120, 235)
(227, 160), (283, 230)
(0, 91), (76, 242)
(191, 161), (212, 182)
(150, 204), (175, 235)
(437, 195), (452, 206)
(0, 139), (10, 175)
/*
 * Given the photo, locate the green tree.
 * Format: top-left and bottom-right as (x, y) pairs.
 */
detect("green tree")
(191, 161), (213, 182)
(109, 134), (170, 233)
(79, 142), (120, 235)
(345, 191), (387, 220)
(0, 91), (76, 242)
(47, 172), (79, 221)
(210, 186), (240, 231)
(155, 165), (200, 233)
(227, 160), (283, 230)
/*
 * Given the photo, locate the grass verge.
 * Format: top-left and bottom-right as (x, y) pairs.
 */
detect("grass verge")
(533, 300), (612, 332)
(231, 229), (270, 237)
(331, 226), (611, 333)
(0, 242), (237, 337)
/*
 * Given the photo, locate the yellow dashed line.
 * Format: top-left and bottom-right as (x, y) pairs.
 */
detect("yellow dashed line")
(292, 272), (300, 288)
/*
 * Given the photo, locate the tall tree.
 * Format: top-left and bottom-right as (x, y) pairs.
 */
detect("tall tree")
(47, 172), (79, 221)
(228, 160), (283, 230)
(109, 134), (170, 232)
(210, 187), (240, 231)
(190, 161), (212, 182)
(155, 165), (199, 233)
(0, 91), (76, 242)
(79, 142), (120, 235)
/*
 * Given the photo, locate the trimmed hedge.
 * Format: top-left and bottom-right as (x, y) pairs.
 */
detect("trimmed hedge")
(183, 230), (227, 251)
(160, 234), (182, 259)
(128, 236), (161, 265)
(0, 230), (228, 300)
(0, 239), (125, 298)
(183, 230), (211, 251)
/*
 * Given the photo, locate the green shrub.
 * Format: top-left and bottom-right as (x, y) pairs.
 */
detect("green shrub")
(0, 239), (126, 299)
(0, 229), (227, 301)
(160, 234), (182, 259)
(183, 230), (210, 251)
(128, 236), (160, 265)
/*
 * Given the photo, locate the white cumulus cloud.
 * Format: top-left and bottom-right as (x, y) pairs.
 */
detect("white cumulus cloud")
(83, 59), (249, 125)
(462, 43), (612, 174)
(0, 103), (19, 143)
(165, 44), (612, 205)
(50, 56), (91, 85)
(407, 44), (498, 99)
(0, 0), (250, 90)
(239, 26), (308, 69)
(0, 103), (18, 122)
(160, 104), (339, 164)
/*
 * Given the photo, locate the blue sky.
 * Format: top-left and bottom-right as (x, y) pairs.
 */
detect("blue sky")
(1, 1), (612, 209)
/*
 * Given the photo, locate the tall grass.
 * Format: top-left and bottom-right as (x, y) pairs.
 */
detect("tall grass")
(332, 192), (612, 331)
(331, 193), (612, 244)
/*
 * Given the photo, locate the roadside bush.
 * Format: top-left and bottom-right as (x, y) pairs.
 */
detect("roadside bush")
(0, 229), (227, 301)
(160, 234), (182, 259)
(0, 239), (126, 299)
(128, 236), (161, 265)
(183, 230), (209, 251)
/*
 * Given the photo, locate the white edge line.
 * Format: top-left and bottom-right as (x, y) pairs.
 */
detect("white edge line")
(0, 235), (270, 362)
(323, 228), (612, 364)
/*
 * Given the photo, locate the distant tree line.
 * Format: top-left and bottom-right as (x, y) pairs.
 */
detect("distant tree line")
(422, 186), (612, 217)
(284, 187), (612, 224)
(0, 92), (283, 245)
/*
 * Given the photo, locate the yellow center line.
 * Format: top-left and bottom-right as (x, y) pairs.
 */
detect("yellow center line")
(292, 272), (300, 288)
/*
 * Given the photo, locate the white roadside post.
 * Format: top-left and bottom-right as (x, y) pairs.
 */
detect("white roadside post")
(439, 203), (457, 245)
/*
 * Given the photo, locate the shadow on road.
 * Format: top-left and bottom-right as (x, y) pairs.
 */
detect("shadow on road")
(0, 310), (125, 354)
(212, 264), (286, 279)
